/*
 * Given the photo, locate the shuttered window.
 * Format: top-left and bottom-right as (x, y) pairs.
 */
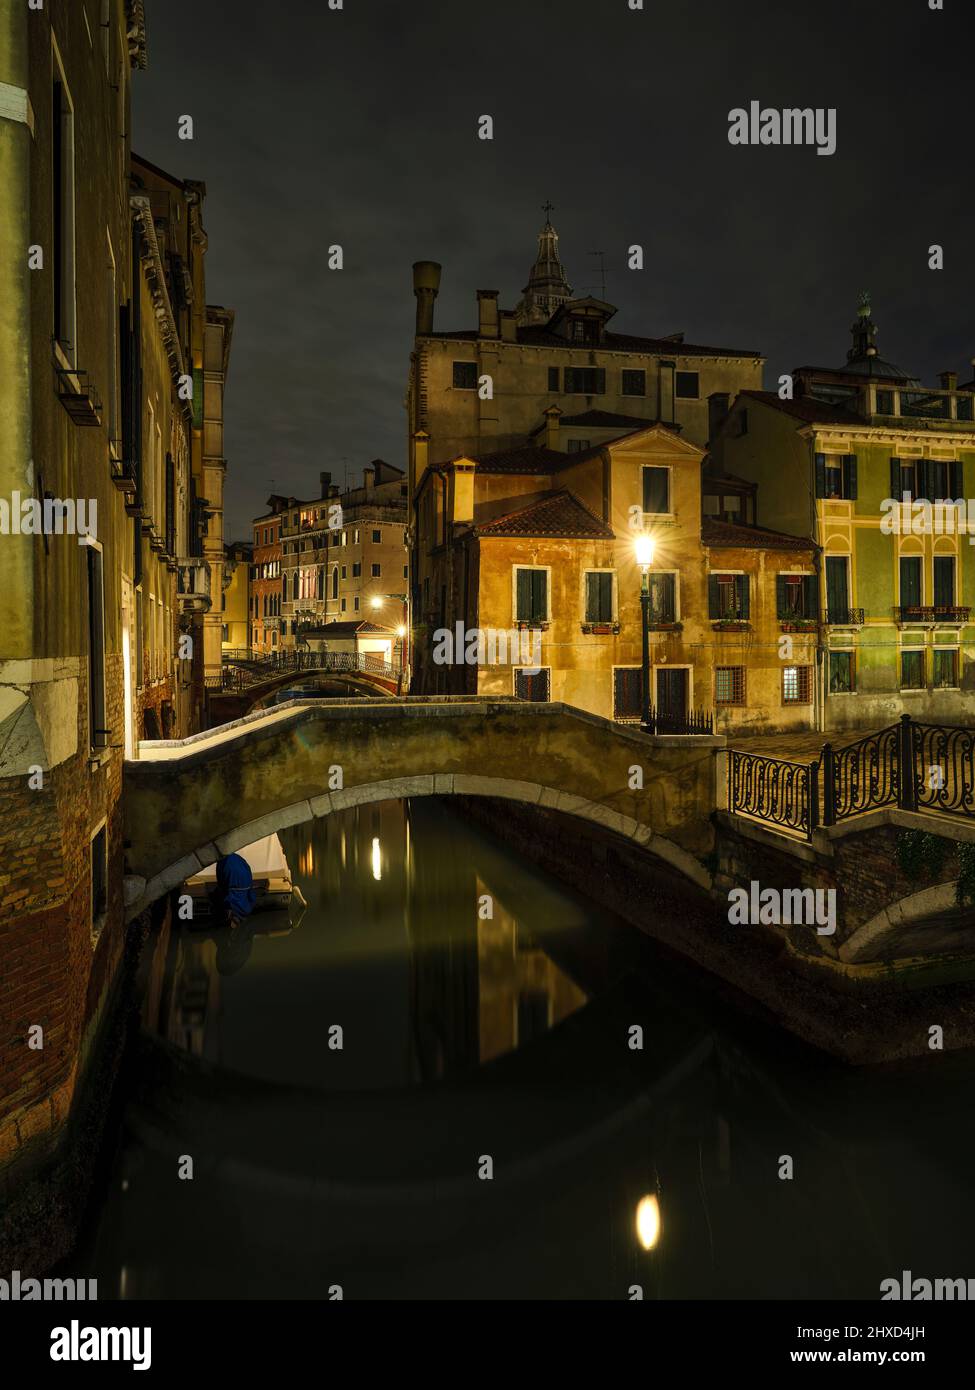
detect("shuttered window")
(515, 568), (548, 623)
(585, 572), (614, 623)
(708, 573), (749, 619)
(614, 668), (643, 721)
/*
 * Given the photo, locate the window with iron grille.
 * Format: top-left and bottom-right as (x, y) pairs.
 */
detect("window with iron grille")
(715, 666), (745, 705)
(782, 665), (812, 704)
(614, 667), (643, 721)
(585, 571), (614, 623)
(515, 668), (550, 702)
(453, 361), (477, 390)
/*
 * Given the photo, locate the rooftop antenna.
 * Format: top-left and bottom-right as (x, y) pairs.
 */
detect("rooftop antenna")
(586, 250), (607, 299)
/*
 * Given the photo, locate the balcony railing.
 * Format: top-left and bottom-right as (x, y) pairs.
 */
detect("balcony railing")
(825, 608), (865, 626)
(894, 605), (971, 625)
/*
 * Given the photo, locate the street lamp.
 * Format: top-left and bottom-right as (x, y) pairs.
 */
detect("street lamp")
(369, 591), (411, 691)
(634, 534), (655, 730)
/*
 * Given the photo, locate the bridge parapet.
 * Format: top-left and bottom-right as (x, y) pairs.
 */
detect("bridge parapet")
(124, 699), (724, 919)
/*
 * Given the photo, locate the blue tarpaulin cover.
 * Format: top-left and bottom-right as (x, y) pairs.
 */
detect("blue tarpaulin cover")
(215, 852), (256, 919)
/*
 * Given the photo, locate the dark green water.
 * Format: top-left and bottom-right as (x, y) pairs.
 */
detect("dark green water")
(72, 798), (975, 1300)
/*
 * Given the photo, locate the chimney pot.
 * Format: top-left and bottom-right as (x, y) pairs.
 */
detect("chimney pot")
(477, 289), (500, 339)
(940, 370), (959, 392)
(412, 261), (442, 336)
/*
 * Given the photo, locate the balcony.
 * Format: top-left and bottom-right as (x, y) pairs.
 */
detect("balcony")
(110, 452), (138, 501)
(894, 605), (971, 627)
(56, 366), (103, 426)
(825, 608), (865, 627)
(176, 560), (212, 614)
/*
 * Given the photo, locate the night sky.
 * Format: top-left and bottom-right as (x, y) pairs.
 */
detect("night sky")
(132, 0), (974, 542)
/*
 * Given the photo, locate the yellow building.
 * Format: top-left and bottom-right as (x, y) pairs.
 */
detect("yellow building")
(221, 540), (252, 653)
(413, 413), (816, 733)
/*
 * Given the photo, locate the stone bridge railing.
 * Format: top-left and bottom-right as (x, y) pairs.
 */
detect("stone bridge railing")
(124, 698), (724, 920)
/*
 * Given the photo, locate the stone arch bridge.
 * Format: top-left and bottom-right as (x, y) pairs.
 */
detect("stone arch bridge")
(124, 697), (721, 921)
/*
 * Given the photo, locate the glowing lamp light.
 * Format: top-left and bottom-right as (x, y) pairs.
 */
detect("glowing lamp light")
(370, 596), (383, 610)
(371, 836), (382, 881)
(634, 535), (655, 570)
(396, 625), (406, 638)
(635, 1194), (661, 1251)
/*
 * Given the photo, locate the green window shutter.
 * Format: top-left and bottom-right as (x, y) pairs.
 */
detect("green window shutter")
(737, 575), (750, 619)
(950, 460), (964, 497)
(516, 568), (531, 620)
(814, 454), (827, 499)
(531, 570), (547, 621)
(843, 455), (858, 499)
(917, 458), (931, 501)
(598, 572), (613, 621)
(708, 574), (720, 618)
(775, 575), (788, 618)
(890, 457), (901, 498)
(802, 574), (819, 615)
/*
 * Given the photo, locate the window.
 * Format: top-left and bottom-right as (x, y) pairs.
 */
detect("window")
(331, 568), (339, 599)
(622, 369), (646, 397)
(824, 556), (849, 620)
(782, 666), (813, 704)
(715, 667), (745, 705)
(352, 562), (361, 578)
(900, 556), (922, 610)
(515, 668), (550, 702)
(292, 573), (299, 600)
(341, 565), (347, 580)
(90, 825), (107, 930)
(86, 545), (107, 748)
(564, 367), (605, 394)
(547, 367), (560, 391)
(933, 649), (959, 688)
(515, 567), (548, 623)
(585, 571), (614, 623)
(567, 439), (590, 453)
(613, 668), (643, 721)
(568, 318), (600, 344)
(675, 371), (699, 399)
(709, 573), (749, 621)
(815, 454), (858, 500)
(52, 58), (76, 358)
(105, 236), (118, 444)
(934, 555), (956, 608)
(453, 361), (478, 390)
(372, 529), (381, 543)
(890, 458), (964, 501)
(642, 466), (670, 515)
(876, 389), (894, 414)
(354, 597), (360, 611)
(901, 650), (925, 689)
(777, 573), (818, 620)
(341, 598), (347, 612)
(829, 651), (855, 694)
(371, 563), (381, 578)
(648, 572), (676, 623)
(403, 565), (408, 578)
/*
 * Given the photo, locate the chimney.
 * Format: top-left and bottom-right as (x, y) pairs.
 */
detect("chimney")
(939, 370), (959, 392)
(708, 392), (731, 444)
(499, 310), (517, 342)
(477, 289), (500, 339)
(412, 261), (442, 336)
(320, 470), (331, 498)
(413, 429), (430, 486)
(543, 404), (562, 452)
(363, 466), (375, 491)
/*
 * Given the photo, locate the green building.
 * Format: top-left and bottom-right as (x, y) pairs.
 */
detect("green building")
(709, 298), (975, 733)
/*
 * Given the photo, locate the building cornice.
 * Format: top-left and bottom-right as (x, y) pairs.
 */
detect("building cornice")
(802, 423), (975, 449)
(130, 195), (191, 423)
(125, 1), (149, 70)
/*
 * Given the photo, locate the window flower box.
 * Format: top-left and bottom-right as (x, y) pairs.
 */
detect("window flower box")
(515, 620), (549, 632)
(712, 619), (751, 631)
(646, 620), (683, 633)
(581, 622), (620, 635)
(779, 619), (818, 633)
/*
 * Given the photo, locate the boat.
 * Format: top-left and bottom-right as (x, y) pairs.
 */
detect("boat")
(183, 832), (307, 921)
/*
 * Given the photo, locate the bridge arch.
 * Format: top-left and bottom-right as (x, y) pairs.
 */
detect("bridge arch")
(124, 698), (722, 920)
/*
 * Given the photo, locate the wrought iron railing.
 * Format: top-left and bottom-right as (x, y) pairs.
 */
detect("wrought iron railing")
(642, 705), (714, 736)
(822, 723), (900, 823)
(894, 605), (972, 624)
(731, 715), (975, 836)
(825, 608), (865, 626)
(728, 750), (819, 840)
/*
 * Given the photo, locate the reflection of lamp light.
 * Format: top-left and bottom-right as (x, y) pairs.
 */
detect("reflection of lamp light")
(371, 836), (382, 881)
(635, 1194), (661, 1250)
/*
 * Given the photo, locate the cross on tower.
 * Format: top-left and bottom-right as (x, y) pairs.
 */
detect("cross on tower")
(542, 200), (555, 220)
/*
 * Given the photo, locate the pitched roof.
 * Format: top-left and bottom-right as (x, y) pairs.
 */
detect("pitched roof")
(467, 445), (568, 474)
(701, 519), (816, 552)
(555, 409), (678, 431)
(475, 490), (615, 539)
(300, 621), (392, 637)
(737, 390), (864, 426)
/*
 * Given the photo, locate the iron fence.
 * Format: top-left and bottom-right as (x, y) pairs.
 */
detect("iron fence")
(728, 750), (819, 840)
(643, 705), (714, 736)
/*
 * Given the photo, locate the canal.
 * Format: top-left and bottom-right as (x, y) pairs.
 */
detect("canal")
(72, 797), (975, 1300)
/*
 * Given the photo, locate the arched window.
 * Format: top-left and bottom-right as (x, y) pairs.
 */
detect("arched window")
(331, 567), (339, 600)
(292, 572), (299, 600)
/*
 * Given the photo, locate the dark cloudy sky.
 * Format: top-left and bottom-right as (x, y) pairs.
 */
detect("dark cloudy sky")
(133, 0), (974, 542)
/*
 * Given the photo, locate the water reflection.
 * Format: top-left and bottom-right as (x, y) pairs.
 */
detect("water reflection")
(70, 797), (975, 1300)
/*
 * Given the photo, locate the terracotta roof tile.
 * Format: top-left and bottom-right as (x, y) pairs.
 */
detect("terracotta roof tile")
(702, 519), (816, 552)
(475, 490), (615, 540)
(738, 390), (864, 426)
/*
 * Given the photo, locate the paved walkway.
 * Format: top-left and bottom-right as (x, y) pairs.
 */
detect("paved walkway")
(729, 726), (888, 762)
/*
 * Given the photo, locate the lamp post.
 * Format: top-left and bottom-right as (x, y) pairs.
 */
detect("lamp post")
(370, 592), (410, 692)
(634, 534), (655, 731)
